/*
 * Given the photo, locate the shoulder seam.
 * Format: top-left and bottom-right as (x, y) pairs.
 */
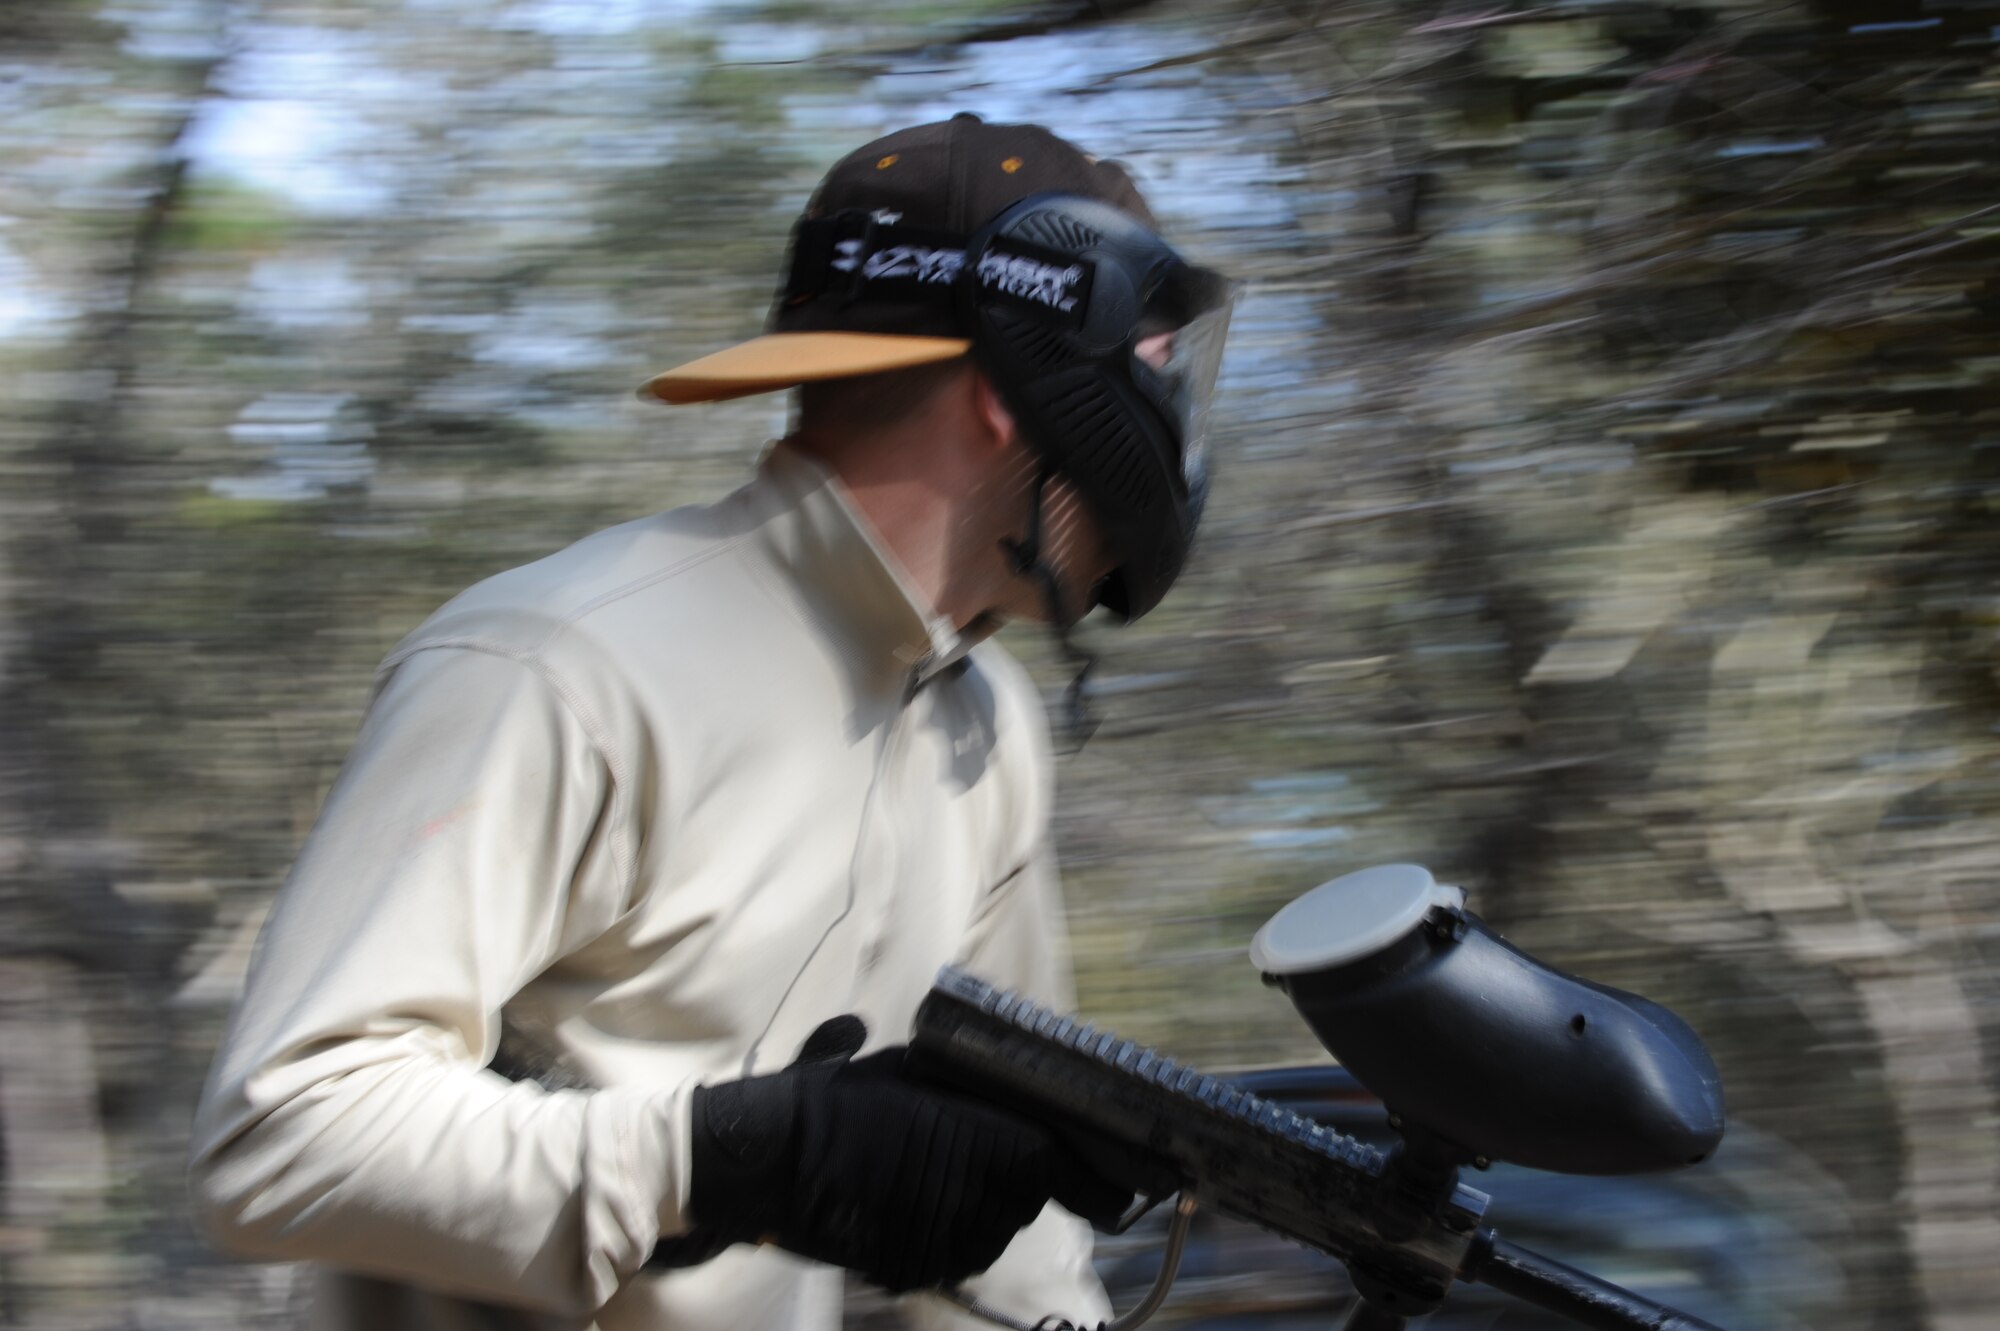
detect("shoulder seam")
(392, 523), (755, 663)
(380, 638), (639, 899)
(562, 529), (750, 633)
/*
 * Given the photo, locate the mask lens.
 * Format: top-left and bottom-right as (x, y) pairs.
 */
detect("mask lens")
(1158, 286), (1236, 500)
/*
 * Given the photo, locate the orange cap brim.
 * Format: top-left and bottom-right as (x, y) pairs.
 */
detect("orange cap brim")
(639, 332), (972, 405)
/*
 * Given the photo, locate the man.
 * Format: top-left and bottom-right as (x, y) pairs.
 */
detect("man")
(189, 114), (1233, 1331)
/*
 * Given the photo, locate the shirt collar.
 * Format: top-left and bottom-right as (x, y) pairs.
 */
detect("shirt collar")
(752, 442), (981, 689)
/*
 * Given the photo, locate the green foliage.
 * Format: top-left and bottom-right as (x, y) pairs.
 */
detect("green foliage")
(162, 181), (296, 255)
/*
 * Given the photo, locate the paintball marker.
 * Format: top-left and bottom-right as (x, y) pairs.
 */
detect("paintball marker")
(909, 864), (1728, 1331)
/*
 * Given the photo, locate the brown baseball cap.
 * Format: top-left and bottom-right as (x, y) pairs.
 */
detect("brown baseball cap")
(640, 113), (1155, 405)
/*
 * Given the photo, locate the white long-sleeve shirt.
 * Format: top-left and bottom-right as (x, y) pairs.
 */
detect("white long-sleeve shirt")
(188, 443), (1109, 1331)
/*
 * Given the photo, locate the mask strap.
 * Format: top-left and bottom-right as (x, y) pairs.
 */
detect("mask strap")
(1001, 468), (1100, 750)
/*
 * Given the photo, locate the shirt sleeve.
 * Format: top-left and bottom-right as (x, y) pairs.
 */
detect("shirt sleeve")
(187, 644), (692, 1318)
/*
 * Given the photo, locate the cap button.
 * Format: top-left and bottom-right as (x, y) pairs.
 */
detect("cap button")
(952, 111), (983, 123)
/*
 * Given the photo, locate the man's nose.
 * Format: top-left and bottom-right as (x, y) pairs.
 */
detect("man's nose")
(1135, 331), (1175, 370)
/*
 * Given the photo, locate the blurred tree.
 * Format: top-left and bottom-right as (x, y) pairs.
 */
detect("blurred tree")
(2, 1), (1997, 1328)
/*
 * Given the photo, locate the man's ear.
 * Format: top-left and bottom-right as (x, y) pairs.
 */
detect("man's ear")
(970, 370), (1019, 452)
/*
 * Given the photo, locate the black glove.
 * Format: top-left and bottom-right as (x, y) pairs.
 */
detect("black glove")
(653, 1015), (1128, 1292)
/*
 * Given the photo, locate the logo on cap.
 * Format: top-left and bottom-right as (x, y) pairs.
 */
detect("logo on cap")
(976, 250), (1085, 313)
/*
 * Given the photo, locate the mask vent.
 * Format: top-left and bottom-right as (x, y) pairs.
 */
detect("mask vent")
(991, 306), (1080, 372)
(1045, 378), (1152, 511)
(1011, 210), (1103, 255)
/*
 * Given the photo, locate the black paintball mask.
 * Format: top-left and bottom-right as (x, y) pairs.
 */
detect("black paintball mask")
(963, 192), (1235, 624)
(777, 192), (1235, 629)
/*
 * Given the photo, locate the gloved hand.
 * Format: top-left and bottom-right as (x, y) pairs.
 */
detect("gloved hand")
(654, 1015), (1129, 1291)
